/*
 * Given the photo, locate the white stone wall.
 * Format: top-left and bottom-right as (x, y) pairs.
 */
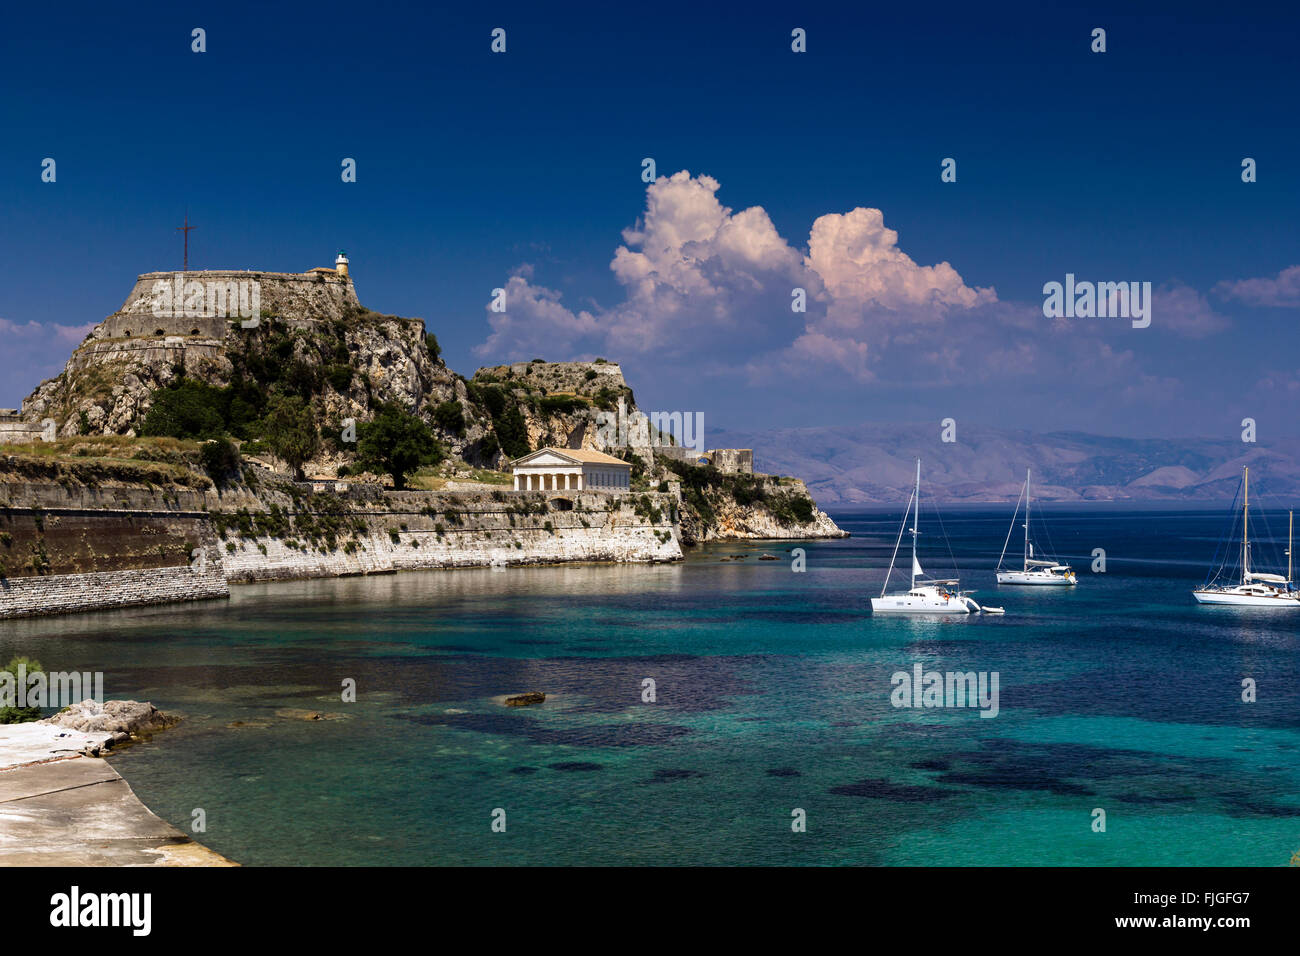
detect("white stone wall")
(221, 501), (681, 582)
(0, 487), (682, 618)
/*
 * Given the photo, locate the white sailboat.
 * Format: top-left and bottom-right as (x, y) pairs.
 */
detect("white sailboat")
(1193, 466), (1299, 608)
(995, 469), (1077, 586)
(871, 460), (992, 614)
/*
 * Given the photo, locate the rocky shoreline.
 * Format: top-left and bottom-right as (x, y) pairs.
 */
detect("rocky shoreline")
(0, 700), (236, 866)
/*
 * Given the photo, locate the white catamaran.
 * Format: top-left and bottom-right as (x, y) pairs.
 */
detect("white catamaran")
(1193, 466), (1299, 608)
(995, 468), (1077, 586)
(872, 460), (999, 614)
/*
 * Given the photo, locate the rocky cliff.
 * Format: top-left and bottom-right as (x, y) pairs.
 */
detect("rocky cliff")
(14, 267), (844, 542)
(22, 281), (494, 463)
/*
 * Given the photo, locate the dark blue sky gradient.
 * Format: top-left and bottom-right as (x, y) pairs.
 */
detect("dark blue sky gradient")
(2, 1), (1297, 438)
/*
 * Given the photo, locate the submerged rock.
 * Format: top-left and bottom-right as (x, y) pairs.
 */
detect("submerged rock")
(504, 691), (546, 707)
(275, 708), (348, 722)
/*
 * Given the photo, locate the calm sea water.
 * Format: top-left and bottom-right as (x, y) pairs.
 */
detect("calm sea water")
(3, 508), (1297, 866)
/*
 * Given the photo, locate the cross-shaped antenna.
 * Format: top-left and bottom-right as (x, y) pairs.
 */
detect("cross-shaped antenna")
(176, 213), (196, 272)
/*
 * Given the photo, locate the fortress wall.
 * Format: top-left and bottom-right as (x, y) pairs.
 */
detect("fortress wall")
(0, 561), (229, 620)
(651, 446), (753, 474)
(0, 485), (681, 618)
(0, 481), (255, 513)
(219, 490), (682, 582)
(116, 271), (359, 329)
(0, 509), (217, 578)
(0, 423), (46, 445)
(100, 315), (228, 339)
(707, 449), (754, 475)
(65, 337), (226, 373)
(85, 271), (362, 342)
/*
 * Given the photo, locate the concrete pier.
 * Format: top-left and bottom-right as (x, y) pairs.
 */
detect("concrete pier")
(0, 724), (235, 866)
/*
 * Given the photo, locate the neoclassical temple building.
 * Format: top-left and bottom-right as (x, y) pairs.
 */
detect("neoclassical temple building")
(510, 448), (632, 492)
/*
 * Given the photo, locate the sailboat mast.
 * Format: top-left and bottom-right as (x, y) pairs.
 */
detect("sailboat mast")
(1243, 466), (1249, 582)
(1289, 510), (1293, 583)
(1024, 468), (1031, 571)
(911, 459), (920, 589)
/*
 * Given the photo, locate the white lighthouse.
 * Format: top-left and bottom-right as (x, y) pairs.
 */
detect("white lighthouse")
(335, 251), (350, 278)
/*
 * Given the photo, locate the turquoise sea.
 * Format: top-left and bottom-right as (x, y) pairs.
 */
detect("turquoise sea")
(3, 508), (1298, 866)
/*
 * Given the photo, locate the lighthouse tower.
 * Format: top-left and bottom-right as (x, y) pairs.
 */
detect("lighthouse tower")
(335, 251), (350, 278)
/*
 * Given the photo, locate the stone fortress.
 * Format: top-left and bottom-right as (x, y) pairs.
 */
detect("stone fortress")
(18, 254), (365, 426)
(10, 251), (753, 477)
(0, 250), (847, 620)
(99, 252), (358, 340)
(0, 410), (43, 444)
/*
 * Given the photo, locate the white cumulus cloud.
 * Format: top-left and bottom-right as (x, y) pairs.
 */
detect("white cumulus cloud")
(474, 170), (994, 379)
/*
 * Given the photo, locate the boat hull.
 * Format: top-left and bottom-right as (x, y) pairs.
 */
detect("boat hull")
(1192, 589), (1300, 607)
(996, 571), (1076, 586)
(871, 595), (973, 614)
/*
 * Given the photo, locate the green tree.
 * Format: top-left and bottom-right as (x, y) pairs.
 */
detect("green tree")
(261, 393), (320, 481)
(139, 378), (228, 439)
(0, 656), (44, 724)
(432, 399), (465, 436)
(358, 403), (442, 490)
(200, 436), (242, 486)
(495, 405), (529, 459)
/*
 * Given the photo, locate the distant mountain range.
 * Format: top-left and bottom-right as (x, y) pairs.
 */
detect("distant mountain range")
(709, 423), (1300, 505)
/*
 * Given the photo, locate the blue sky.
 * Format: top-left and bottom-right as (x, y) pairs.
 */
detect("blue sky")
(2, 0), (1298, 440)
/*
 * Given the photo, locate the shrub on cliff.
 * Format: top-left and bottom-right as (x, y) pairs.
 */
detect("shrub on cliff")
(357, 403), (442, 490)
(731, 476), (768, 507)
(140, 379), (228, 440)
(592, 387), (621, 411)
(538, 395), (588, 415)
(478, 431), (500, 463)
(200, 436), (242, 486)
(325, 363), (354, 392)
(432, 400), (466, 436)
(495, 405), (529, 459)
(261, 393), (321, 482)
(769, 492), (816, 526)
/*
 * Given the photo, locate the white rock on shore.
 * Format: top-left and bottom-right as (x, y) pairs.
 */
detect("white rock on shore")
(0, 699), (180, 767)
(40, 698), (180, 737)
